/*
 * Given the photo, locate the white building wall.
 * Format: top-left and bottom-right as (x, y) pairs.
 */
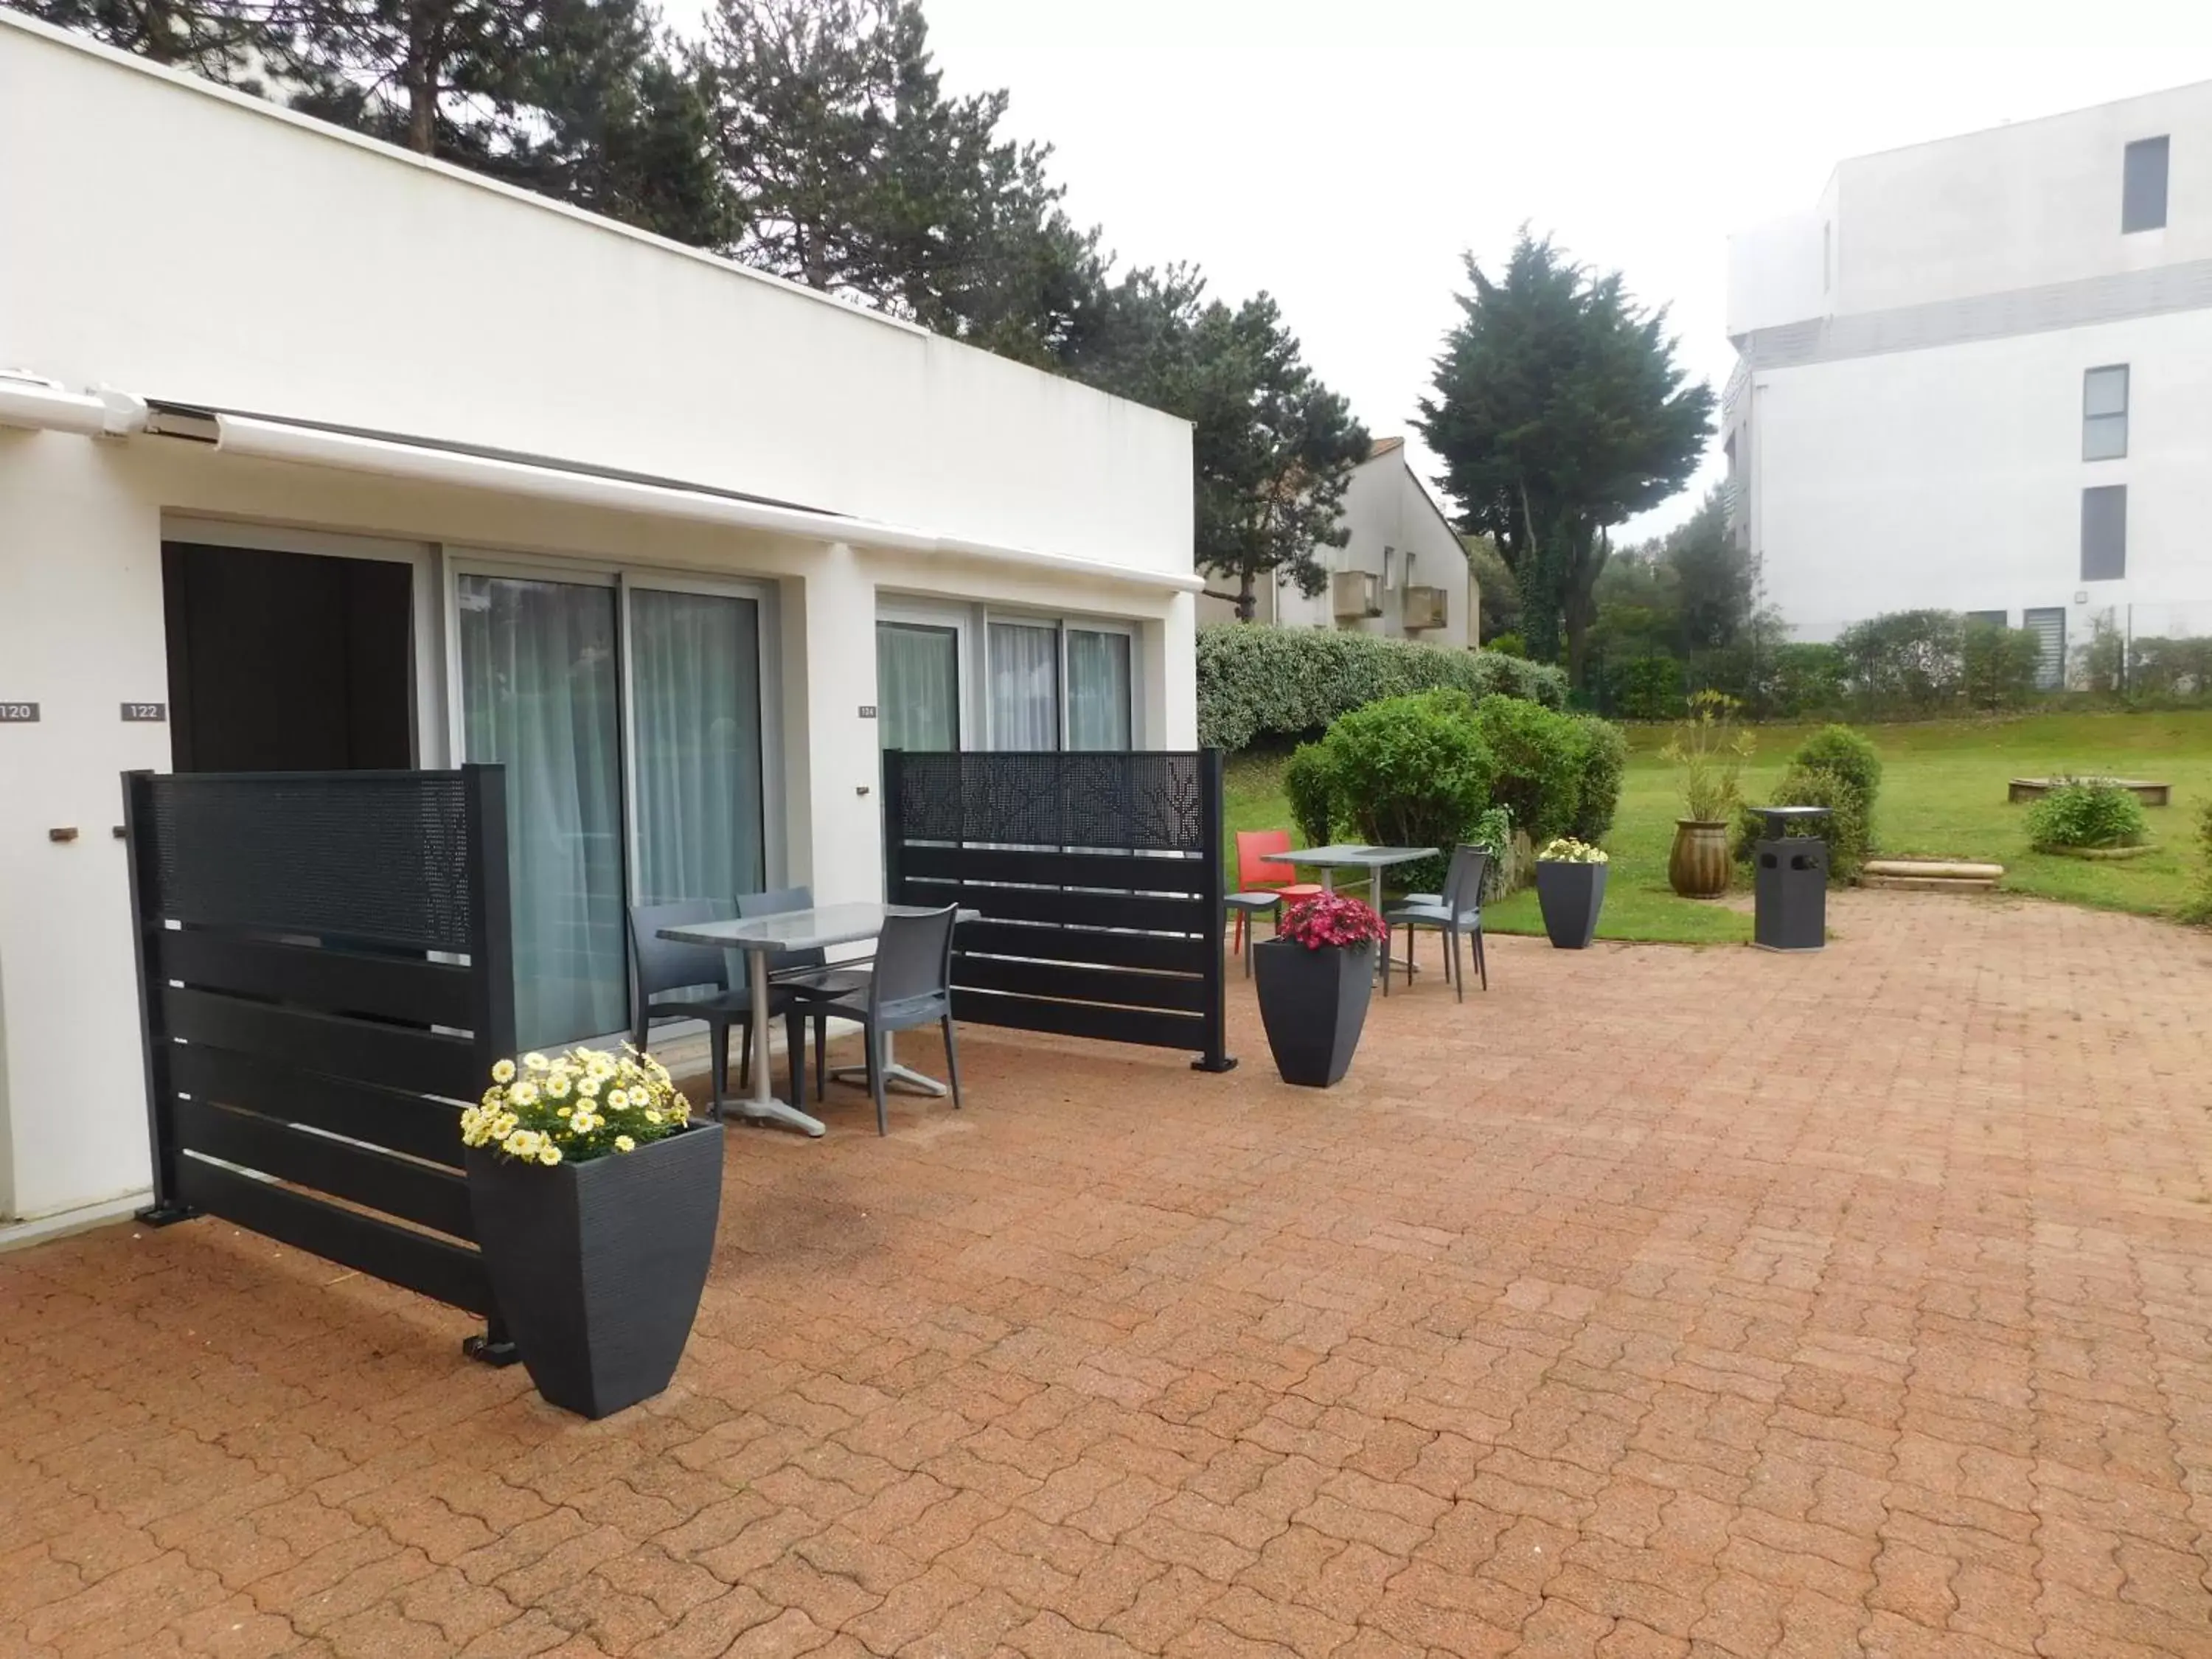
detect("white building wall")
(0, 16), (1197, 1225)
(1752, 309), (2212, 639)
(1730, 78), (2212, 643)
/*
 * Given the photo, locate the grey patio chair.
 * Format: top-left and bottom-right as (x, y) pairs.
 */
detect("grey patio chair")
(736, 886), (874, 1103)
(1383, 844), (1490, 1001)
(804, 904), (963, 1135)
(629, 899), (806, 1119)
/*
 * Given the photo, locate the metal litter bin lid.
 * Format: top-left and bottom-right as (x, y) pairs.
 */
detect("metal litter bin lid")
(1751, 804), (1832, 836)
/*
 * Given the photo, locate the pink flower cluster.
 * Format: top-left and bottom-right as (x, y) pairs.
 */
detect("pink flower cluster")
(1278, 891), (1388, 950)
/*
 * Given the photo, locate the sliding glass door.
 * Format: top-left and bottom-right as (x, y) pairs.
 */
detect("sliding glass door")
(459, 569), (771, 1050)
(987, 621), (1061, 751)
(877, 622), (960, 751)
(630, 588), (765, 904)
(458, 572), (628, 1049)
(1067, 628), (1133, 751)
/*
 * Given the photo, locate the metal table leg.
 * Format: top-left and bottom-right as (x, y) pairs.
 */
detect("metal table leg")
(726, 946), (824, 1136)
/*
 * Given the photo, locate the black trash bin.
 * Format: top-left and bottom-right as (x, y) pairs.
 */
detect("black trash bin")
(1751, 805), (1830, 952)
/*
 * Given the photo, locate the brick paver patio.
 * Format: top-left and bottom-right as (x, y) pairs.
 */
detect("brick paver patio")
(5, 891), (2212, 1658)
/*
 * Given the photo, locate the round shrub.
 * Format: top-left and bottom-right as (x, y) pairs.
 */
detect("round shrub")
(1473, 694), (1587, 846)
(1569, 717), (1627, 842)
(1487, 632), (1527, 659)
(1791, 724), (1882, 807)
(2025, 779), (2149, 851)
(1309, 689), (1498, 892)
(1730, 764), (1871, 885)
(1282, 742), (1337, 849)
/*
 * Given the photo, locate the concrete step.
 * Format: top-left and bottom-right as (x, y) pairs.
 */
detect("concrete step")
(1862, 874), (2002, 893)
(1863, 859), (2006, 880)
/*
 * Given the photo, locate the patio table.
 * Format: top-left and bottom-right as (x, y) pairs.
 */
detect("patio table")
(660, 902), (975, 1138)
(1286, 844), (1439, 985)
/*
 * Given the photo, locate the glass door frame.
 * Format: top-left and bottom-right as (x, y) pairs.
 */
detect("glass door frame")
(980, 604), (1141, 751)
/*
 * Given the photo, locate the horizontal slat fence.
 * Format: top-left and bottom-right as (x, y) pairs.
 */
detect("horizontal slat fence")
(882, 750), (1234, 1072)
(125, 767), (515, 1341)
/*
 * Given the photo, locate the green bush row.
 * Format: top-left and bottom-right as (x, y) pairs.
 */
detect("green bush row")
(1729, 723), (1882, 885)
(1197, 624), (1567, 751)
(1286, 689), (1623, 891)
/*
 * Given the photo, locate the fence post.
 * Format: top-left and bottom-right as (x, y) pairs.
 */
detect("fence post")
(881, 749), (904, 903)
(459, 762), (519, 1367)
(125, 771), (196, 1225)
(1192, 748), (1237, 1074)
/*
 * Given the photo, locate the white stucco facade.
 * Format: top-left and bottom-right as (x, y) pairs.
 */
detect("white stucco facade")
(1200, 439), (1478, 648)
(1725, 79), (2212, 659)
(0, 15), (1197, 1226)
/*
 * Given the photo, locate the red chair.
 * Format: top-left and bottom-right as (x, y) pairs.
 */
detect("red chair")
(1225, 830), (1326, 973)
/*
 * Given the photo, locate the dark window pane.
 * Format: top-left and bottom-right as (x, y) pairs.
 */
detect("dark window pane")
(1965, 610), (2007, 627)
(2084, 414), (2128, 460)
(2084, 365), (2129, 417)
(2023, 608), (2066, 690)
(2123, 136), (2169, 232)
(2081, 485), (2127, 581)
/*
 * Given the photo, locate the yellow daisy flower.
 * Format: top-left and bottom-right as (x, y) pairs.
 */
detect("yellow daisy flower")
(490, 1058), (516, 1084)
(614, 1135), (635, 1153)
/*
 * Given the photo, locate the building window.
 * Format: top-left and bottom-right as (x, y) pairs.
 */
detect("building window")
(1405, 551), (1419, 586)
(1823, 221), (1832, 293)
(876, 622), (960, 752)
(2022, 608), (2066, 690)
(1066, 629), (1133, 751)
(2083, 364), (2129, 459)
(1382, 546), (1398, 589)
(2081, 485), (2127, 581)
(1965, 609), (2007, 627)
(987, 620), (1061, 751)
(2123, 136), (2169, 233)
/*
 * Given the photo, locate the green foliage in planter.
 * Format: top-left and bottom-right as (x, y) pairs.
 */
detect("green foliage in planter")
(1282, 741), (1336, 847)
(1195, 622), (1566, 751)
(1472, 694), (1593, 846)
(2025, 778), (2149, 851)
(1569, 716), (1627, 841)
(1730, 765), (1872, 885)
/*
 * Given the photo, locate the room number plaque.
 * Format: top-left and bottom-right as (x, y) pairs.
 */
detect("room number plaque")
(0, 702), (38, 723)
(121, 703), (167, 722)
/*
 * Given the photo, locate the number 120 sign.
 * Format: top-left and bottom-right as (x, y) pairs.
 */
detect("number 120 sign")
(0, 702), (37, 723)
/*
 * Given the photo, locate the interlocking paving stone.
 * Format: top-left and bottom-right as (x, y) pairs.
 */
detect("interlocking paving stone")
(5, 891), (2212, 1655)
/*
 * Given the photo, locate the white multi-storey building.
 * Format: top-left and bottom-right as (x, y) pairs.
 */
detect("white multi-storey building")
(1725, 82), (2212, 681)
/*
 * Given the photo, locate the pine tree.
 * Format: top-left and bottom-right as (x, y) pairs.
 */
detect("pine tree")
(1419, 232), (1714, 685)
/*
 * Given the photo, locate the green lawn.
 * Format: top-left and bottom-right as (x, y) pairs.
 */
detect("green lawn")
(1226, 709), (2212, 945)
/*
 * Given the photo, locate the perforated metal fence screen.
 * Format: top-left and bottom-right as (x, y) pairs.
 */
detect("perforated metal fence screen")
(125, 767), (514, 1319)
(883, 750), (1231, 1070)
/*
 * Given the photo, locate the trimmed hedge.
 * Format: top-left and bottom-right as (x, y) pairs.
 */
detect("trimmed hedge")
(1197, 624), (1568, 751)
(1571, 717), (1628, 842)
(1473, 695), (1589, 847)
(1729, 723), (1881, 886)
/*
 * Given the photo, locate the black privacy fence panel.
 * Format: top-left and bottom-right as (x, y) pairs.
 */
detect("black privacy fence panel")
(883, 750), (1234, 1072)
(124, 767), (515, 1321)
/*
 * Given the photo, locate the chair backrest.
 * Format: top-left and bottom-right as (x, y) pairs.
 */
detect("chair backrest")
(737, 886), (827, 972)
(1444, 844), (1491, 916)
(629, 899), (732, 1000)
(1237, 829), (1301, 890)
(871, 905), (958, 1012)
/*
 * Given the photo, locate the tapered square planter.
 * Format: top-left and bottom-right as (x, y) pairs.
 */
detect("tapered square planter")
(467, 1121), (722, 1419)
(1535, 861), (1607, 949)
(1253, 938), (1376, 1088)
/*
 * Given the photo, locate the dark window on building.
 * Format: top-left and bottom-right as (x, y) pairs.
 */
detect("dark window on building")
(2081, 485), (2127, 580)
(2123, 136), (2169, 233)
(2022, 608), (2067, 690)
(1965, 609), (2007, 627)
(2083, 364), (2129, 459)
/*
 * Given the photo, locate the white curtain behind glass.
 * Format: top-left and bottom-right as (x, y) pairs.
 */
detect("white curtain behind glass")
(630, 588), (763, 905)
(1066, 630), (1132, 751)
(459, 574), (627, 1048)
(988, 622), (1060, 751)
(877, 623), (959, 750)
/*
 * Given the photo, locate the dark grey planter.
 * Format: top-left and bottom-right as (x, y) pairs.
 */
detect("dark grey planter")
(1535, 861), (1607, 949)
(1253, 938), (1375, 1088)
(467, 1121), (722, 1419)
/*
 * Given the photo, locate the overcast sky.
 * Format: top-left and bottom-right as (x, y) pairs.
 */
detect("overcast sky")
(667, 0), (2212, 541)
